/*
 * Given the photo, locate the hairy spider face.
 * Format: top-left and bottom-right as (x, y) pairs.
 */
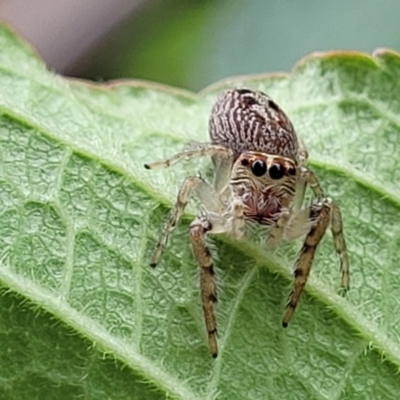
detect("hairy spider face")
(229, 151), (298, 225)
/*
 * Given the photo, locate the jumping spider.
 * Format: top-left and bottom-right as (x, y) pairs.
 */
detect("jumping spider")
(144, 88), (349, 358)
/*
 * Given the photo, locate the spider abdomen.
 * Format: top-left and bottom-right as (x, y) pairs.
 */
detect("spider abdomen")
(209, 89), (299, 160)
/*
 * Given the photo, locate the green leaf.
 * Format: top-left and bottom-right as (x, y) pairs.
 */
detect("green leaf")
(1, 24), (400, 399)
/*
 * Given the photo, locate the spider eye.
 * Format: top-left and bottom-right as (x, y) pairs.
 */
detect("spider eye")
(241, 158), (249, 166)
(288, 166), (296, 176)
(269, 164), (285, 179)
(251, 160), (267, 176)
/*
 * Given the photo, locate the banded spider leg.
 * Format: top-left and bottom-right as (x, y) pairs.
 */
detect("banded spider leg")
(145, 143), (236, 357)
(281, 167), (349, 327)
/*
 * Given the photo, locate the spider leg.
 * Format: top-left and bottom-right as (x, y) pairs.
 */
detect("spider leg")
(331, 202), (350, 290)
(265, 209), (291, 247)
(226, 198), (246, 240)
(190, 214), (218, 358)
(212, 152), (235, 195)
(150, 174), (224, 267)
(300, 166), (324, 198)
(282, 199), (331, 327)
(297, 136), (309, 166)
(301, 167), (349, 290)
(151, 176), (204, 266)
(144, 143), (233, 170)
(150, 172), (231, 357)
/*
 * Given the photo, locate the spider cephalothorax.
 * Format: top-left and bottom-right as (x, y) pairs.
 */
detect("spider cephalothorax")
(145, 88), (349, 358)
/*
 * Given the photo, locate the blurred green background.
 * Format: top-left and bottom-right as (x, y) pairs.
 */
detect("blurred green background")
(2, 0), (400, 91)
(80, 0), (400, 90)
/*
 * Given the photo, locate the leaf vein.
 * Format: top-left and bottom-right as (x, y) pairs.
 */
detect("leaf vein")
(0, 263), (201, 400)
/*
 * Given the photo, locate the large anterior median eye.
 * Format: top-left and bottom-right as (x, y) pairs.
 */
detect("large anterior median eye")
(251, 160), (267, 176)
(269, 164), (285, 179)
